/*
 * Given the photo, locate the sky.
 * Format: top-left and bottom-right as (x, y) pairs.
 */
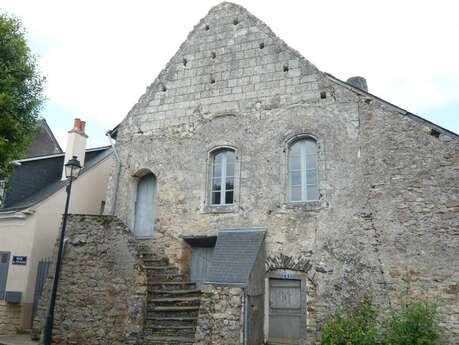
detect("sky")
(1, 0), (458, 148)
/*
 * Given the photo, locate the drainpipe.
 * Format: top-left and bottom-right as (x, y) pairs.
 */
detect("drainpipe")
(243, 286), (248, 345)
(106, 130), (121, 215)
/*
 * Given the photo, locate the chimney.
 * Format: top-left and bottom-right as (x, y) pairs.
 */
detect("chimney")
(346, 76), (368, 92)
(62, 118), (88, 179)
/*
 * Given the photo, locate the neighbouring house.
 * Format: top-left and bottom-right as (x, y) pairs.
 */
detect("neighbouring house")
(33, 3), (458, 345)
(25, 118), (63, 158)
(0, 118), (113, 335)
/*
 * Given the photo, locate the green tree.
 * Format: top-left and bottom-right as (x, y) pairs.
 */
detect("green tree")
(0, 12), (45, 179)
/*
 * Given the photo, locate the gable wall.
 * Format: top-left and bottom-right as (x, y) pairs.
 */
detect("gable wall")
(107, 3), (459, 343)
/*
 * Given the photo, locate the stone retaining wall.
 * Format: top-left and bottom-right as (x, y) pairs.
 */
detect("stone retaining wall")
(0, 300), (21, 335)
(32, 215), (146, 345)
(194, 285), (244, 345)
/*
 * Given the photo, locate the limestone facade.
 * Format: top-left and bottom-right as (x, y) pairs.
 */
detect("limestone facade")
(104, 2), (458, 344)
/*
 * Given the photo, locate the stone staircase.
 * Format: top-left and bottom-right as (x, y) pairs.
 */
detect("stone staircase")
(138, 244), (201, 345)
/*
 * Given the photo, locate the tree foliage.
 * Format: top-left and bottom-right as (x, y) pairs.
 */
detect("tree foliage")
(0, 12), (44, 178)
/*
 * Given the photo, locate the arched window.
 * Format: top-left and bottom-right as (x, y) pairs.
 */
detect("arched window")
(210, 149), (235, 205)
(288, 138), (319, 202)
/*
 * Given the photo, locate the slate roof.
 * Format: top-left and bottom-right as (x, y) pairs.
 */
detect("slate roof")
(25, 119), (63, 157)
(1, 147), (112, 212)
(207, 227), (265, 285)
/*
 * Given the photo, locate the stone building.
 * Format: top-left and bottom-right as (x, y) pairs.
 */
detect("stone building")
(35, 2), (458, 345)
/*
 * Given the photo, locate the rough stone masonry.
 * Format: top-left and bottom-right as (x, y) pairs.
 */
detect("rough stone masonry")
(33, 2), (455, 345)
(102, 2), (458, 344)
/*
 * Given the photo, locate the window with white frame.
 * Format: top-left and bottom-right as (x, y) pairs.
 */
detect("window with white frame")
(210, 149), (235, 205)
(288, 138), (319, 202)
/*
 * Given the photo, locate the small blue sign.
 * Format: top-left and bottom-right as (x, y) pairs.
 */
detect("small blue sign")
(12, 256), (27, 265)
(282, 273), (291, 279)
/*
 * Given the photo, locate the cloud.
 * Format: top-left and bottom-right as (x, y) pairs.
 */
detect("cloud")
(2, 0), (459, 134)
(54, 127), (68, 151)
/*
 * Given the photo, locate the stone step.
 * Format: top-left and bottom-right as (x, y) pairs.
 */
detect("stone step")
(147, 305), (199, 318)
(149, 289), (201, 297)
(145, 266), (179, 272)
(145, 324), (196, 337)
(143, 258), (169, 264)
(147, 273), (184, 282)
(148, 282), (197, 290)
(144, 335), (194, 345)
(146, 316), (197, 324)
(148, 297), (201, 306)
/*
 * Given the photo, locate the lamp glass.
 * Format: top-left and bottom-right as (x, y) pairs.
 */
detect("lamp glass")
(65, 156), (82, 179)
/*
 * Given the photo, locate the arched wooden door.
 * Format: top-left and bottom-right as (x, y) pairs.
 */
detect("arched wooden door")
(134, 174), (156, 239)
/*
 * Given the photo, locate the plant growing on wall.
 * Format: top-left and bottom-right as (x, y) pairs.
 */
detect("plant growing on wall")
(321, 294), (380, 345)
(320, 293), (445, 345)
(383, 301), (443, 345)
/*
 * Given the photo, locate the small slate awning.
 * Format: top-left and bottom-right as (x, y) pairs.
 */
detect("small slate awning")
(207, 227), (266, 285)
(182, 234), (217, 247)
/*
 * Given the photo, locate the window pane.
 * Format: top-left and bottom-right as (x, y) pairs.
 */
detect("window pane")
(290, 186), (302, 202)
(304, 139), (317, 154)
(306, 169), (317, 186)
(289, 155), (301, 170)
(225, 190), (234, 204)
(226, 162), (235, 177)
(289, 171), (301, 186)
(212, 191), (221, 204)
(306, 185), (319, 201)
(306, 154), (317, 169)
(225, 177), (234, 191)
(290, 141), (301, 156)
(213, 163), (222, 178)
(212, 178), (221, 191)
(226, 150), (235, 162)
(214, 152), (224, 164)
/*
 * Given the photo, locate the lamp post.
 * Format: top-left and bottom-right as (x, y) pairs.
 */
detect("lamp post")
(43, 156), (82, 345)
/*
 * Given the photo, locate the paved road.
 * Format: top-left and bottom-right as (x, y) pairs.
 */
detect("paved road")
(0, 335), (38, 345)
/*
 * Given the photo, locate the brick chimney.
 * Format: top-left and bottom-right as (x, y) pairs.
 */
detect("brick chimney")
(62, 118), (88, 179)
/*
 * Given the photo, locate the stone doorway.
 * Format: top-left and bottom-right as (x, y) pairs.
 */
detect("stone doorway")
(267, 273), (306, 344)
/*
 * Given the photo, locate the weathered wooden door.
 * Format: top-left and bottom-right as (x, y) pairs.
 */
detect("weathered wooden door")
(269, 278), (304, 344)
(191, 247), (213, 288)
(0, 252), (10, 299)
(134, 174), (156, 239)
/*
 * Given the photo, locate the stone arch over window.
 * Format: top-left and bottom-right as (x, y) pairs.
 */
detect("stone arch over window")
(203, 145), (240, 212)
(286, 135), (319, 203)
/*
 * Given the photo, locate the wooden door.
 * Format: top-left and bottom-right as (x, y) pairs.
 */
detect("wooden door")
(191, 247), (213, 288)
(269, 278), (304, 344)
(0, 252), (10, 299)
(134, 174), (156, 239)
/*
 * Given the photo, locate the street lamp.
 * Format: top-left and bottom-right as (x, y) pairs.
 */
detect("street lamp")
(43, 156), (81, 345)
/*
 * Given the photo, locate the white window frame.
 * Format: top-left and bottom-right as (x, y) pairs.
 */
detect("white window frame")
(288, 138), (319, 203)
(210, 149), (235, 206)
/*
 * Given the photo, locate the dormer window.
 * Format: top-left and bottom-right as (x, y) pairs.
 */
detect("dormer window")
(210, 149), (235, 205)
(288, 137), (319, 202)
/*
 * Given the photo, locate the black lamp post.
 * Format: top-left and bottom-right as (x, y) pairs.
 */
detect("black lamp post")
(43, 156), (82, 345)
